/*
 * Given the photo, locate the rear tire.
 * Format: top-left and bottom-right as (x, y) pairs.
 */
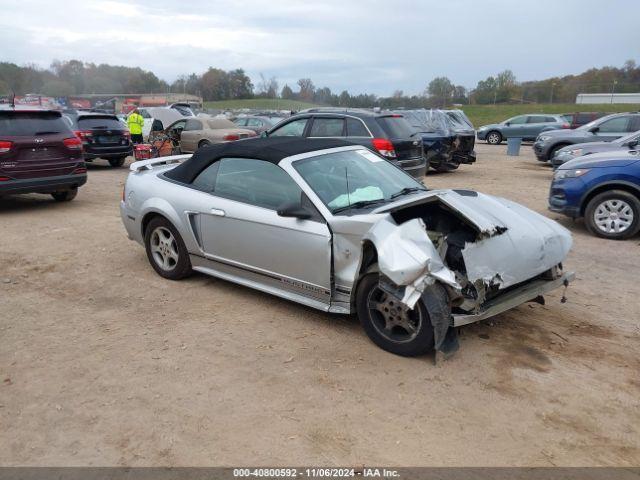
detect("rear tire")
(144, 216), (193, 279)
(584, 190), (640, 240)
(51, 188), (77, 202)
(356, 273), (449, 356)
(486, 131), (502, 145)
(108, 156), (126, 168)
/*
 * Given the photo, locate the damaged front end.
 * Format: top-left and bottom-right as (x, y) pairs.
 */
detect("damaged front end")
(362, 190), (574, 351)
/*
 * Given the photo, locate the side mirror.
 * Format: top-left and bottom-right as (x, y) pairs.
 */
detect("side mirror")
(260, 131), (268, 138)
(277, 201), (311, 220)
(627, 139), (639, 149)
(590, 127), (599, 133)
(505, 122), (511, 126)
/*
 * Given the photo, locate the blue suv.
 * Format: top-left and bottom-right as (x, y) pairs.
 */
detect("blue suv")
(549, 150), (640, 239)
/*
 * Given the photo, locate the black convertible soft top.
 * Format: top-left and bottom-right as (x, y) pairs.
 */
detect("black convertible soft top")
(165, 137), (355, 184)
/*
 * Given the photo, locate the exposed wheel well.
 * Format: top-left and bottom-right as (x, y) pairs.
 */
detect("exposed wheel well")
(581, 184), (640, 215)
(141, 212), (165, 238)
(198, 139), (211, 148)
(358, 241), (378, 277)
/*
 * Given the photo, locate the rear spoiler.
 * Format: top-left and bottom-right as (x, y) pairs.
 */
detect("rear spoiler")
(130, 154), (191, 173)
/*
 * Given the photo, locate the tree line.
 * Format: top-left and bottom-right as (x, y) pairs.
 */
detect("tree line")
(1, 59), (639, 107)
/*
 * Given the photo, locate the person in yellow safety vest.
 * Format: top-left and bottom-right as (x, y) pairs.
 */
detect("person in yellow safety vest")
(127, 108), (145, 144)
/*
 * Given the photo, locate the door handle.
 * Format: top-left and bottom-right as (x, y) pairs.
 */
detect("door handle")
(210, 208), (225, 217)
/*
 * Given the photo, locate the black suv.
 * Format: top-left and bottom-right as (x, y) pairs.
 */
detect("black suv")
(64, 112), (132, 167)
(263, 109), (427, 177)
(0, 108), (86, 201)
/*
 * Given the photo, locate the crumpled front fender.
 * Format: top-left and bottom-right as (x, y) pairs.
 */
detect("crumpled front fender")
(363, 216), (459, 309)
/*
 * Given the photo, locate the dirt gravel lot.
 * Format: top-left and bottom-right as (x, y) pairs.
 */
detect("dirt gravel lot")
(1, 143), (639, 467)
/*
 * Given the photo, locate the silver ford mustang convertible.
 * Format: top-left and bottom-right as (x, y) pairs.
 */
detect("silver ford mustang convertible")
(120, 137), (574, 356)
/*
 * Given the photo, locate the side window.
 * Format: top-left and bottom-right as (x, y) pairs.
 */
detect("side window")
(597, 117), (629, 133)
(170, 120), (187, 131)
(546, 116), (558, 123)
(234, 118), (247, 127)
(191, 162), (220, 192)
(309, 118), (345, 137)
(527, 115), (547, 124)
(269, 118), (308, 137)
(246, 118), (263, 127)
(213, 158), (303, 210)
(626, 116), (640, 132)
(508, 116), (527, 125)
(346, 118), (370, 137)
(184, 119), (202, 131)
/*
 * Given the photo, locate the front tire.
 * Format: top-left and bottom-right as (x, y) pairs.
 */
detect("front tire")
(144, 216), (193, 279)
(486, 131), (502, 145)
(51, 188), (77, 202)
(584, 190), (640, 240)
(356, 273), (449, 356)
(108, 156), (126, 168)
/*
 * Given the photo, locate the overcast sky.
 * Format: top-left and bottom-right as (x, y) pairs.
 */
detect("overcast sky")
(1, 0), (638, 96)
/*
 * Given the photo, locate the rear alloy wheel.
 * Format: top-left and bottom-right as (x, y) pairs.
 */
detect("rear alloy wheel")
(51, 188), (77, 202)
(356, 273), (449, 356)
(108, 156), (126, 168)
(144, 216), (192, 279)
(486, 131), (502, 145)
(584, 190), (640, 240)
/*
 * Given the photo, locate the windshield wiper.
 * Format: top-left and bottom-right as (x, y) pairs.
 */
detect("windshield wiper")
(390, 186), (427, 199)
(332, 198), (387, 214)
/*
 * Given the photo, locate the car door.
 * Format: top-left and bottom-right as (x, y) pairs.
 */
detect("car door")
(525, 115), (551, 138)
(166, 119), (187, 148)
(503, 115), (528, 138)
(592, 116), (632, 141)
(180, 118), (204, 152)
(192, 157), (332, 303)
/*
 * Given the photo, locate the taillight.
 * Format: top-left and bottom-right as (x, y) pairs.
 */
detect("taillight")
(372, 138), (397, 158)
(561, 123), (570, 129)
(0, 140), (12, 154)
(74, 130), (93, 141)
(64, 137), (83, 150)
(73, 167), (87, 174)
(223, 134), (240, 141)
(0, 176), (10, 181)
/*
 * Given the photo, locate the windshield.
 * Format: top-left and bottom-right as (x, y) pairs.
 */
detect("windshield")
(293, 149), (426, 214)
(577, 114), (617, 131)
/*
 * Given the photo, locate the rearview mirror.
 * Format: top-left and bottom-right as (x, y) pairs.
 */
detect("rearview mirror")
(277, 201), (311, 220)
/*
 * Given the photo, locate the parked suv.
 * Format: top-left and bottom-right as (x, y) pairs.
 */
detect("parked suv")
(400, 109), (476, 172)
(533, 112), (640, 161)
(263, 109), (427, 177)
(549, 150), (640, 240)
(477, 114), (568, 144)
(65, 112), (132, 167)
(0, 109), (86, 201)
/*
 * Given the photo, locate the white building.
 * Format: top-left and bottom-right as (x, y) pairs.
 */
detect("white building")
(576, 93), (640, 104)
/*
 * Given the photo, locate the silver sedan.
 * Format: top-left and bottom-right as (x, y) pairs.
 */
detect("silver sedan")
(120, 138), (574, 356)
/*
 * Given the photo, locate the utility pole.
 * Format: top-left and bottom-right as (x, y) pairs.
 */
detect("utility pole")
(493, 88), (497, 105)
(610, 80), (618, 104)
(550, 82), (556, 104)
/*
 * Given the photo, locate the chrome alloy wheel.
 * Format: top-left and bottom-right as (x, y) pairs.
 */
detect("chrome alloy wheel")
(150, 226), (179, 271)
(593, 198), (634, 234)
